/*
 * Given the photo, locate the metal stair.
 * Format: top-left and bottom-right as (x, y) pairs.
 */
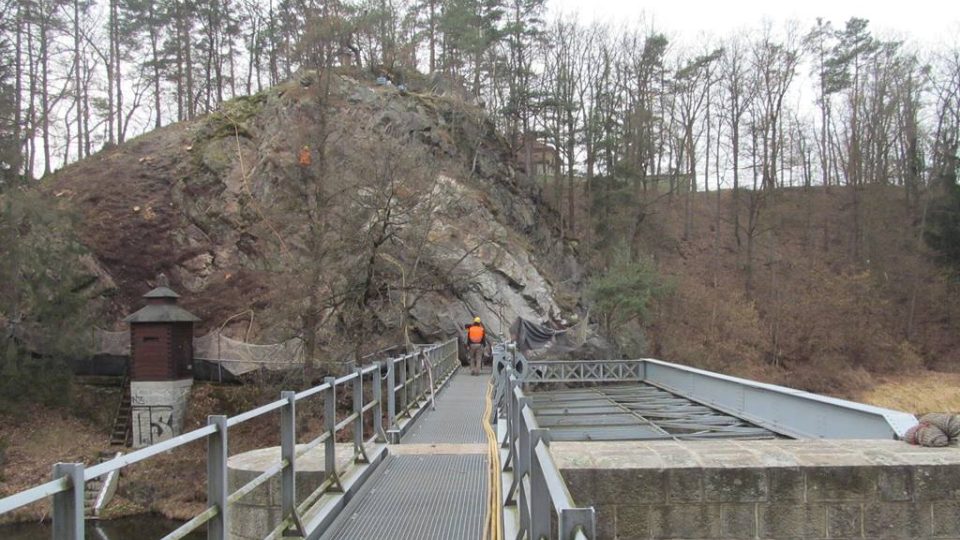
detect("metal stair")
(109, 374), (131, 447)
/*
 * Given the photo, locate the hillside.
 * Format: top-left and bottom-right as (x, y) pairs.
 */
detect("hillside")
(6, 68), (954, 394)
(19, 68), (960, 393)
(44, 69), (580, 355)
(554, 181), (960, 397)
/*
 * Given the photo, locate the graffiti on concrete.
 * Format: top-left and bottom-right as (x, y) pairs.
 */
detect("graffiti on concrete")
(132, 405), (174, 446)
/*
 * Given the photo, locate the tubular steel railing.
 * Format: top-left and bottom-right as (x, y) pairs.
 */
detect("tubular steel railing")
(0, 338), (459, 540)
(494, 345), (596, 540)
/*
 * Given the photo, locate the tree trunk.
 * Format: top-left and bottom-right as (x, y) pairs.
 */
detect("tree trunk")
(14, 3), (23, 175)
(566, 108), (576, 235)
(428, 0), (436, 72)
(149, 3), (162, 129)
(185, 3), (194, 119)
(40, 5), (51, 176)
(112, 0), (124, 143)
(73, 0), (84, 161)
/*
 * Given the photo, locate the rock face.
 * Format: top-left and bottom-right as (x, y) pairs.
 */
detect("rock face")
(50, 71), (577, 349)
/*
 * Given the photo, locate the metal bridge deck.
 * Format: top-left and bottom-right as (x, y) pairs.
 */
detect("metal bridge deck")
(403, 370), (489, 444)
(322, 370), (489, 540)
(529, 383), (780, 441)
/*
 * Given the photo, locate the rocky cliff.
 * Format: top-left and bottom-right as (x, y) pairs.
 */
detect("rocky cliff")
(48, 70), (578, 351)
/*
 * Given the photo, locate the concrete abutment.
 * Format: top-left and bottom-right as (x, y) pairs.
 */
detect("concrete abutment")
(553, 440), (960, 539)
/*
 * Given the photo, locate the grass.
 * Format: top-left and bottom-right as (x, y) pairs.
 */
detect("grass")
(857, 371), (960, 415)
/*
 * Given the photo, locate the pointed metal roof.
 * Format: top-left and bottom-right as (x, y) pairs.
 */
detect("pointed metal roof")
(143, 286), (181, 299)
(124, 304), (200, 323)
(124, 285), (199, 323)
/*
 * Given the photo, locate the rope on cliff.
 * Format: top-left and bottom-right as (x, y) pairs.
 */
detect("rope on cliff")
(227, 112), (290, 255)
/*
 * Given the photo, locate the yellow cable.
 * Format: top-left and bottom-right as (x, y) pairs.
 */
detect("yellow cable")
(482, 380), (502, 540)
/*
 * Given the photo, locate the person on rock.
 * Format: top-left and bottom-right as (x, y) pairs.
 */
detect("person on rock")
(465, 316), (487, 375)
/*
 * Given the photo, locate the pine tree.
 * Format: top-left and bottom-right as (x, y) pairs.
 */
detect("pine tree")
(440, 0), (505, 95)
(925, 137), (960, 275)
(0, 15), (22, 188)
(0, 191), (97, 409)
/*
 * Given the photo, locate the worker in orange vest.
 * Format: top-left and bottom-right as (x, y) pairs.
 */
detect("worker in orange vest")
(465, 316), (486, 375)
(298, 145), (312, 166)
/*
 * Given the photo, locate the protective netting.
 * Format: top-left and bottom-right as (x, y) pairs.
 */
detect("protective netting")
(920, 413), (960, 439)
(905, 423), (950, 447)
(193, 332), (304, 376)
(904, 413), (960, 447)
(511, 318), (557, 352)
(93, 329), (131, 356)
(92, 328), (305, 376)
(510, 315), (589, 352)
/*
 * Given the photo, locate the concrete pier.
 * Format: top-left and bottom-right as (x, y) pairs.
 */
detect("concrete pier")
(553, 439), (960, 539)
(228, 443), (357, 540)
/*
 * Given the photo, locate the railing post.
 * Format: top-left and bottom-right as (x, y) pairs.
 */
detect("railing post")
(508, 398), (530, 508)
(560, 507), (596, 540)
(416, 350), (426, 400)
(324, 377), (339, 490)
(529, 429), (551, 540)
(386, 360), (397, 430)
(353, 367), (364, 458)
(280, 391), (296, 522)
(401, 356), (410, 415)
(448, 340), (456, 376)
(516, 406), (531, 534)
(207, 415), (229, 540)
(409, 353), (421, 409)
(373, 361), (385, 441)
(52, 463), (84, 540)
(500, 370), (514, 452)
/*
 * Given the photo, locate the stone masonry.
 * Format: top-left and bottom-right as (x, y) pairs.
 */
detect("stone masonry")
(551, 440), (960, 539)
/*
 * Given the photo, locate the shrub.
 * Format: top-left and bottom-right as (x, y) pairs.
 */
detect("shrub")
(587, 252), (672, 353)
(0, 189), (96, 411)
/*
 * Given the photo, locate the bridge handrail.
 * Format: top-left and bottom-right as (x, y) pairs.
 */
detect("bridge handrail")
(518, 357), (916, 439)
(494, 344), (597, 540)
(0, 338), (460, 540)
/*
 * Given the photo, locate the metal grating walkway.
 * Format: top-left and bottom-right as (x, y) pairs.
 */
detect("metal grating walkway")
(404, 372), (489, 444)
(323, 370), (489, 540)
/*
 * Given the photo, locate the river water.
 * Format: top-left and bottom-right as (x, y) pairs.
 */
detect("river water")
(0, 514), (203, 539)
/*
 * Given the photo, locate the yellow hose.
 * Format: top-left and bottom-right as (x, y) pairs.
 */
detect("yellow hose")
(482, 380), (502, 540)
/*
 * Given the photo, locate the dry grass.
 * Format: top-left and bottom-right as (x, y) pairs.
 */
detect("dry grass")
(857, 371), (960, 415)
(0, 402), (111, 523)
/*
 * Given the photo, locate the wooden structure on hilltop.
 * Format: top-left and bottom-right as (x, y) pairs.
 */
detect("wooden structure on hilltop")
(516, 135), (559, 177)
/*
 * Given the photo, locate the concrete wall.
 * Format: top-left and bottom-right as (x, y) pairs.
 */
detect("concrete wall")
(552, 440), (960, 539)
(130, 379), (192, 448)
(228, 444), (357, 540)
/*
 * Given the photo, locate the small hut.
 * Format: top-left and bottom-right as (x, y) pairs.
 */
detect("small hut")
(123, 285), (200, 447)
(124, 286), (199, 380)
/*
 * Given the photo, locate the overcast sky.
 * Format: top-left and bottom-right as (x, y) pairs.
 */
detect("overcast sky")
(550, 0), (960, 47)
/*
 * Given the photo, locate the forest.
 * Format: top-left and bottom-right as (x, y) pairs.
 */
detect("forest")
(0, 2), (957, 197)
(2, 1), (960, 396)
